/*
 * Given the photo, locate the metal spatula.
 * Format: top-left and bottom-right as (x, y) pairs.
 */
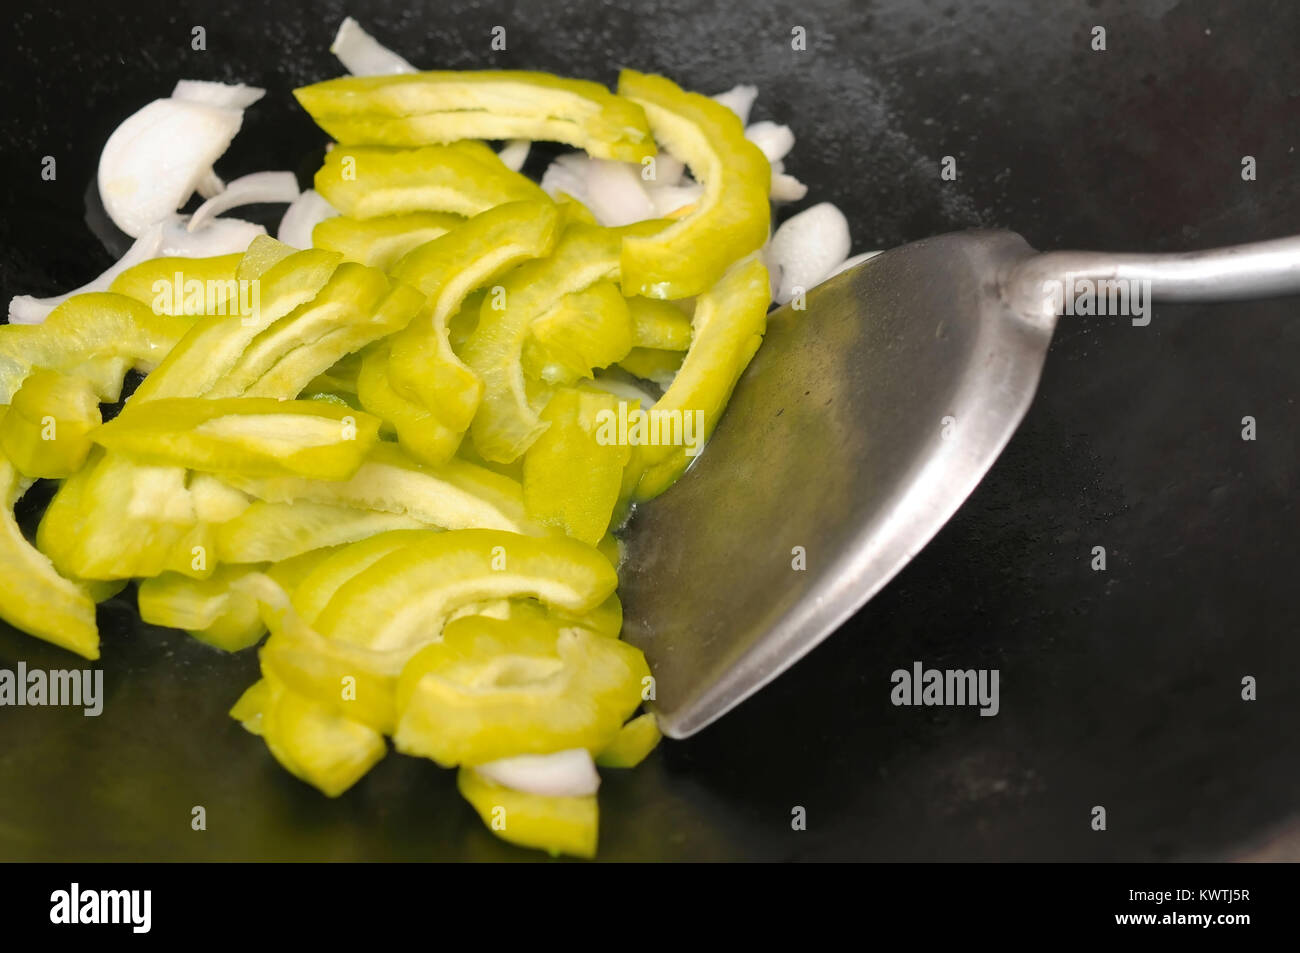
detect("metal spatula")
(619, 229), (1300, 738)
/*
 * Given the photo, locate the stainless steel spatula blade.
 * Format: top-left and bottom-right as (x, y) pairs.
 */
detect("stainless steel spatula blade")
(618, 229), (1300, 738)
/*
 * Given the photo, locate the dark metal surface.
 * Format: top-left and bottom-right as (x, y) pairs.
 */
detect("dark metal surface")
(1, 0), (1298, 861)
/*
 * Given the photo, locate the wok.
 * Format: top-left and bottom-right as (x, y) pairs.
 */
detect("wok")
(0, 0), (1297, 861)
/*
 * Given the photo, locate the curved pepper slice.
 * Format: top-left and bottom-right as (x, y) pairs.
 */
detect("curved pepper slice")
(94, 398), (380, 480)
(595, 712), (662, 768)
(232, 671), (386, 798)
(216, 500), (425, 564)
(522, 387), (630, 545)
(626, 295), (693, 351)
(617, 346), (684, 388)
(355, 341), (457, 463)
(0, 369), (101, 478)
(295, 71), (654, 163)
(521, 281), (633, 386)
(384, 199), (561, 462)
(463, 221), (666, 463)
(0, 429), (98, 659)
(221, 441), (539, 535)
(393, 610), (647, 765)
(632, 255), (770, 500)
(616, 70), (771, 299)
(109, 253), (246, 315)
(311, 211), (463, 270)
(313, 529), (618, 671)
(0, 292), (196, 403)
(304, 351), (363, 398)
(137, 564), (266, 652)
(132, 247), (343, 402)
(457, 765), (598, 859)
(290, 529), (440, 625)
(314, 142), (546, 219)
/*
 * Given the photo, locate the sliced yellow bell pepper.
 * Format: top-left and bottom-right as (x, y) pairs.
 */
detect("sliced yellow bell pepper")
(236, 235), (299, 281)
(290, 529), (439, 625)
(0, 369), (101, 478)
(0, 292), (196, 403)
(221, 441), (538, 535)
(93, 398), (380, 480)
(312, 211), (463, 270)
(595, 712), (662, 768)
(216, 500), (426, 564)
(616, 70), (771, 299)
(109, 253), (246, 315)
(0, 427), (98, 659)
(137, 564), (266, 652)
(384, 199), (561, 463)
(394, 610), (647, 766)
(522, 387), (630, 545)
(626, 295), (693, 351)
(457, 766), (598, 859)
(303, 350), (363, 397)
(295, 70), (655, 163)
(521, 281), (633, 386)
(617, 346), (684, 387)
(633, 255), (770, 500)
(314, 142), (546, 219)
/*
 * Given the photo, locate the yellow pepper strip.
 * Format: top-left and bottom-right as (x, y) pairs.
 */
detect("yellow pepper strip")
(93, 398), (380, 480)
(457, 766), (598, 859)
(132, 247), (343, 402)
(626, 295), (693, 351)
(462, 220), (666, 463)
(384, 199), (561, 462)
(517, 591), (623, 640)
(522, 388), (630, 545)
(290, 529), (439, 625)
(595, 712), (662, 768)
(36, 449), (215, 581)
(617, 346), (684, 387)
(109, 253), (246, 315)
(0, 422), (98, 659)
(355, 342), (455, 463)
(65, 356), (132, 403)
(137, 564), (267, 652)
(521, 281), (633, 386)
(314, 529), (618, 669)
(632, 255), (771, 500)
(394, 609), (647, 765)
(295, 71), (655, 163)
(0, 369), (101, 478)
(314, 142), (546, 219)
(233, 671), (386, 798)
(216, 501), (426, 564)
(616, 70), (771, 299)
(235, 235), (299, 281)
(311, 211), (463, 270)
(221, 441), (539, 535)
(264, 546), (343, 602)
(0, 292), (197, 403)
(303, 351), (363, 397)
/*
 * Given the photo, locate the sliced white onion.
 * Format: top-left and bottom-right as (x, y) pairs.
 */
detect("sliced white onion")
(767, 202), (852, 305)
(277, 189), (340, 249)
(541, 154), (656, 227)
(713, 84), (759, 126)
(171, 80), (266, 110)
(8, 215), (265, 324)
(646, 151), (685, 188)
(475, 749), (601, 798)
(195, 169), (225, 199)
(331, 16), (416, 76)
(497, 139), (531, 173)
(590, 372), (658, 406)
(98, 99), (245, 238)
(770, 169), (809, 203)
(647, 182), (703, 217)
(826, 250), (883, 280)
(745, 120), (795, 163)
(188, 171), (299, 232)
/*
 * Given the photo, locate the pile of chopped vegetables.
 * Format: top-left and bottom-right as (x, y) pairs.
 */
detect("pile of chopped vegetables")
(1, 17), (860, 857)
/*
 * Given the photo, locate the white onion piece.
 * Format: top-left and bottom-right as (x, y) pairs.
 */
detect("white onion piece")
(767, 202), (852, 305)
(646, 152), (684, 188)
(188, 171), (299, 232)
(277, 190), (340, 249)
(713, 84), (758, 126)
(826, 250), (883, 280)
(590, 373), (658, 406)
(745, 120), (795, 163)
(497, 139), (531, 173)
(475, 749), (601, 798)
(541, 154), (656, 227)
(8, 215), (264, 324)
(647, 182), (703, 217)
(196, 169), (225, 199)
(331, 16), (416, 75)
(171, 79), (266, 110)
(539, 154), (589, 204)
(98, 99), (245, 238)
(770, 169), (809, 202)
